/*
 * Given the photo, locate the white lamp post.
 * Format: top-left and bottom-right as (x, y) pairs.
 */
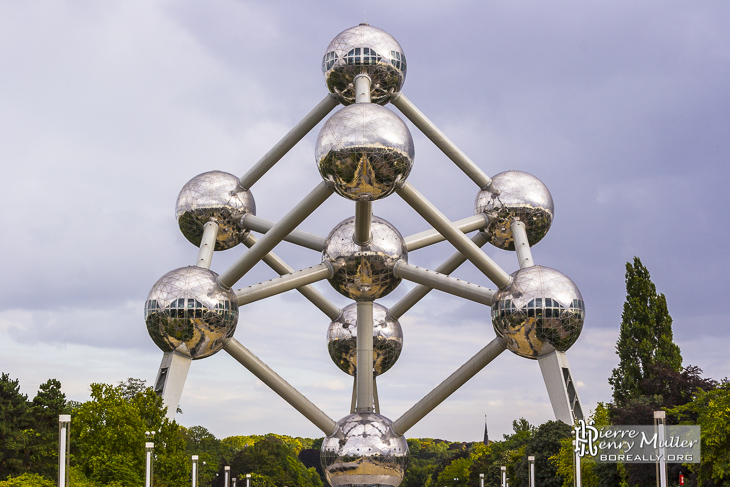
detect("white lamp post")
(58, 415), (71, 487)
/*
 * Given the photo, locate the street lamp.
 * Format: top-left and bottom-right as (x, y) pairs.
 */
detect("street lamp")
(246, 472), (252, 487)
(145, 431), (156, 487)
(528, 456), (535, 487)
(224, 466), (230, 487)
(500, 466), (506, 487)
(191, 455), (198, 487)
(479, 473), (484, 487)
(58, 415), (71, 487)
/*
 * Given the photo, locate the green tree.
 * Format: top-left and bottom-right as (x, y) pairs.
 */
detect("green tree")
(28, 379), (67, 479)
(609, 257), (682, 406)
(0, 472), (55, 487)
(73, 380), (187, 487)
(668, 381), (730, 486)
(0, 374), (31, 480)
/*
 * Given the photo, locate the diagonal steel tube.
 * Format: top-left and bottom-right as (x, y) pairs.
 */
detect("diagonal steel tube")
(404, 214), (487, 251)
(397, 182), (511, 289)
(218, 181), (334, 288)
(235, 263), (333, 306)
(511, 221), (534, 269)
(390, 233), (488, 319)
(241, 214), (326, 251)
(393, 261), (496, 306)
(223, 338), (337, 435)
(239, 94), (339, 189)
(243, 234), (341, 320)
(392, 337), (507, 435)
(392, 92), (493, 190)
(195, 221), (219, 269)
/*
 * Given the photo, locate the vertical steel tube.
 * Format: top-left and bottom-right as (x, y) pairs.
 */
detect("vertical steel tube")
(390, 233), (487, 319)
(223, 338), (337, 434)
(397, 182), (511, 289)
(239, 94), (339, 189)
(218, 181), (334, 288)
(355, 301), (374, 412)
(392, 338), (507, 435)
(354, 201), (372, 245)
(392, 93), (493, 190)
(354, 74), (372, 104)
(195, 221), (219, 269)
(243, 234), (341, 320)
(511, 221), (534, 269)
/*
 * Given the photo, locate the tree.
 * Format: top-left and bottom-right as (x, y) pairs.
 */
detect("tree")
(0, 373), (31, 480)
(73, 380), (187, 487)
(609, 257), (682, 406)
(28, 379), (67, 479)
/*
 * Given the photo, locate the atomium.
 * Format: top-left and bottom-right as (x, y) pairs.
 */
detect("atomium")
(176, 171), (256, 250)
(145, 266), (238, 359)
(328, 302), (403, 376)
(322, 216), (407, 300)
(474, 170), (553, 250)
(321, 412), (409, 487)
(491, 266), (585, 359)
(146, 23), (589, 487)
(322, 24), (407, 105)
(316, 103), (414, 201)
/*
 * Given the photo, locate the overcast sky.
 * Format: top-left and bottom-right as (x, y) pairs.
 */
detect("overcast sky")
(1, 1), (728, 443)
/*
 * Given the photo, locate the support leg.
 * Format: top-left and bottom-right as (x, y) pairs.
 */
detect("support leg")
(538, 350), (584, 424)
(154, 351), (192, 420)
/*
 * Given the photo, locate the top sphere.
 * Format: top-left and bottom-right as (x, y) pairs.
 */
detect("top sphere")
(491, 266), (585, 359)
(474, 170), (553, 250)
(322, 24), (407, 105)
(176, 171), (256, 251)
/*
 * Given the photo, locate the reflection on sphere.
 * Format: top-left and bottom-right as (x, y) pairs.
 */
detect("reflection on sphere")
(491, 266), (584, 359)
(145, 266), (238, 359)
(321, 412), (409, 487)
(474, 170), (553, 250)
(316, 104), (414, 201)
(322, 216), (406, 300)
(328, 303), (403, 376)
(322, 24), (407, 105)
(176, 171), (256, 250)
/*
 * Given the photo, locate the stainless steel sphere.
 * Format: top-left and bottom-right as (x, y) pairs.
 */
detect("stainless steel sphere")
(322, 24), (407, 105)
(327, 303), (403, 376)
(491, 266), (585, 359)
(176, 171), (256, 250)
(321, 412), (409, 487)
(474, 170), (553, 250)
(323, 216), (407, 300)
(145, 266), (238, 359)
(316, 104), (414, 201)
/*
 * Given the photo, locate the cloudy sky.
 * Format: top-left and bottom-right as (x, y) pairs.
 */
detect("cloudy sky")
(1, 1), (728, 443)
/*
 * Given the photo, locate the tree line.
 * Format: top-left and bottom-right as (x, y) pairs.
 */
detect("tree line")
(1, 257), (728, 486)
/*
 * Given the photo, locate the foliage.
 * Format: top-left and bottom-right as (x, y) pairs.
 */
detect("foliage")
(0, 374), (31, 480)
(72, 379), (187, 487)
(609, 257), (682, 406)
(552, 404), (610, 487)
(668, 381), (730, 486)
(0, 473), (55, 487)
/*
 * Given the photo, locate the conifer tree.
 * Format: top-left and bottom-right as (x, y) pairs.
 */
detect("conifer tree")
(608, 257), (682, 406)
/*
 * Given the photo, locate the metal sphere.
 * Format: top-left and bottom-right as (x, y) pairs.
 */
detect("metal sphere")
(321, 412), (409, 487)
(474, 170), (553, 250)
(322, 24), (407, 105)
(327, 303), (403, 376)
(145, 266), (238, 359)
(491, 266), (585, 359)
(176, 171), (256, 250)
(316, 104), (414, 201)
(323, 216), (407, 300)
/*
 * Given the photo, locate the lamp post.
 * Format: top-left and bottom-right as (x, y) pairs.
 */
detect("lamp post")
(145, 431), (155, 487)
(500, 466), (506, 487)
(479, 473), (484, 487)
(528, 456), (535, 487)
(654, 411), (668, 487)
(246, 473), (252, 487)
(58, 415), (71, 487)
(224, 466), (230, 487)
(232, 477), (237, 487)
(191, 455), (198, 487)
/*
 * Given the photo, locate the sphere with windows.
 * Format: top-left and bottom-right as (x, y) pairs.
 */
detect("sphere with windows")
(491, 266), (584, 358)
(145, 266), (238, 359)
(322, 24), (407, 105)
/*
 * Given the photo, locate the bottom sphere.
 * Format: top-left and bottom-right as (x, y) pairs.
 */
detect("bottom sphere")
(321, 412), (409, 487)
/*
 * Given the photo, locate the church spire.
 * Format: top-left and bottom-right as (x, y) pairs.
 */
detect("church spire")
(483, 414), (489, 444)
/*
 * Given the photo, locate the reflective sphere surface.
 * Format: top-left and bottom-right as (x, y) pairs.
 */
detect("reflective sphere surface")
(145, 266), (238, 359)
(176, 171), (256, 250)
(323, 216), (407, 300)
(316, 104), (414, 201)
(322, 24), (407, 105)
(321, 412), (409, 487)
(491, 266), (585, 359)
(474, 170), (553, 250)
(328, 303), (403, 376)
